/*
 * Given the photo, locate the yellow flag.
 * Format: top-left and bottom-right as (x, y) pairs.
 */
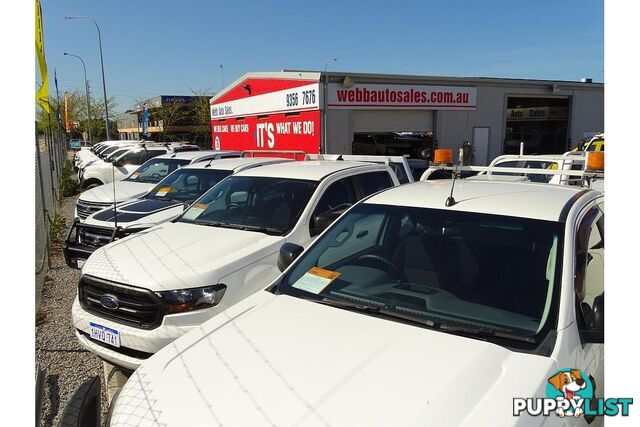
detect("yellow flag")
(35, 0), (49, 113)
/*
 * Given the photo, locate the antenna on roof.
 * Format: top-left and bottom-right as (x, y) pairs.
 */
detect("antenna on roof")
(204, 156), (216, 168)
(445, 165), (459, 207)
(111, 159), (119, 230)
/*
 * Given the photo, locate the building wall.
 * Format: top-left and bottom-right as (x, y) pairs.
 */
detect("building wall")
(569, 89), (604, 146)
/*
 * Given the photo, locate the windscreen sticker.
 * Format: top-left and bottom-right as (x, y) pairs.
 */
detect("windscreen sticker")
(155, 187), (174, 197)
(182, 203), (208, 220)
(292, 267), (341, 294)
(129, 172), (140, 180)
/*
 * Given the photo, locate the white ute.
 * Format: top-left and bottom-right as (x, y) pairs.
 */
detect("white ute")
(78, 142), (199, 190)
(73, 157), (404, 370)
(64, 157), (285, 269)
(109, 177), (605, 426)
(74, 150), (238, 221)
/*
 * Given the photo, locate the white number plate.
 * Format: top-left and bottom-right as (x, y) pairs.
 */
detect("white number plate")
(89, 322), (120, 348)
(76, 258), (86, 268)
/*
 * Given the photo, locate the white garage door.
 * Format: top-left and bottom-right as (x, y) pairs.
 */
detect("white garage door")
(351, 110), (434, 132)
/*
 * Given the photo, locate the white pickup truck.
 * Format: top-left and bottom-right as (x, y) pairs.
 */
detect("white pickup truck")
(78, 142), (200, 190)
(108, 175), (605, 426)
(72, 156), (406, 370)
(74, 150), (239, 221)
(64, 157), (286, 269)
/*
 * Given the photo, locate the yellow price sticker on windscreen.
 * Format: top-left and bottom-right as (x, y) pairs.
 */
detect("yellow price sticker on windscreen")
(292, 267), (341, 294)
(155, 186), (174, 197)
(129, 172), (140, 180)
(182, 203), (208, 220)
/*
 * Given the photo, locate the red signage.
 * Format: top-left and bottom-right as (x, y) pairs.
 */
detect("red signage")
(211, 110), (321, 154)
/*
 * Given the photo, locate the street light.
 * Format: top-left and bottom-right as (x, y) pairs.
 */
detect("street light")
(220, 64), (224, 89)
(63, 52), (92, 143)
(324, 57), (337, 72)
(64, 16), (111, 140)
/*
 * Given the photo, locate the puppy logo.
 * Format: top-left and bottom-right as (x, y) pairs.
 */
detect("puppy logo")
(546, 369), (592, 417)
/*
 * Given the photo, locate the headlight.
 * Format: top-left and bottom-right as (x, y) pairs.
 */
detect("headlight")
(155, 284), (226, 314)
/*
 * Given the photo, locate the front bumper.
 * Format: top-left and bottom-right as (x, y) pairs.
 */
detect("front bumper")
(63, 220), (119, 269)
(72, 297), (195, 370)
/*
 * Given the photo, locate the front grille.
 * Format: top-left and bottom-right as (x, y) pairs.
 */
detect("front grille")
(77, 329), (153, 361)
(78, 225), (115, 249)
(79, 275), (165, 329)
(76, 200), (112, 220)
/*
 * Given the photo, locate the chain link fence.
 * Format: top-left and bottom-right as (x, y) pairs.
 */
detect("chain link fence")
(35, 127), (67, 309)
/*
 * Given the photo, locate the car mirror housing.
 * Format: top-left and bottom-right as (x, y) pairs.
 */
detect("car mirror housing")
(277, 243), (304, 272)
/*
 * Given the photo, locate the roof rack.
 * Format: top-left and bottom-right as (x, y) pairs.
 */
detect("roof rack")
(241, 150), (307, 161)
(424, 164), (604, 188)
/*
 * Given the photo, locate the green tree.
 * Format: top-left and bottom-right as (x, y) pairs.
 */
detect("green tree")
(36, 89), (117, 141)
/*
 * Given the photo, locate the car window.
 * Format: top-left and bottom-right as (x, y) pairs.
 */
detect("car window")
(147, 169), (232, 202)
(126, 158), (190, 183)
(312, 178), (357, 219)
(355, 171), (394, 197)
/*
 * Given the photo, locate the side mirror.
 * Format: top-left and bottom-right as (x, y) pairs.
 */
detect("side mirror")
(111, 159), (122, 167)
(277, 242), (304, 272)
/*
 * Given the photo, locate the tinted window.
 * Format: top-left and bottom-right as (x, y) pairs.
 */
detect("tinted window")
(313, 178), (357, 218)
(357, 171), (394, 197)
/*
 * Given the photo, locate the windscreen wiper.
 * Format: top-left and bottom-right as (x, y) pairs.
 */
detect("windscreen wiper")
(436, 323), (536, 343)
(238, 224), (283, 235)
(313, 298), (437, 329)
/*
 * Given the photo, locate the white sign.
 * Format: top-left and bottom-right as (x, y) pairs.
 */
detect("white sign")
(210, 82), (320, 119)
(327, 83), (477, 110)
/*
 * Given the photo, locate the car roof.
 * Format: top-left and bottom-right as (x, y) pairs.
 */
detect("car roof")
(364, 180), (597, 222)
(154, 150), (239, 161)
(183, 157), (292, 171)
(235, 160), (385, 181)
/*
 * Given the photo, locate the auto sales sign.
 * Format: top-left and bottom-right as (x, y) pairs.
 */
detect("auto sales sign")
(327, 83), (477, 110)
(210, 80), (321, 154)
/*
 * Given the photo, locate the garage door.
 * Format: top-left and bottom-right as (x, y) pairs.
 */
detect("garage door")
(351, 110), (434, 132)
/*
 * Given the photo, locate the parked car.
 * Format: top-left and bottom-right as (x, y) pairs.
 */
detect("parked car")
(79, 143), (199, 190)
(72, 157), (405, 370)
(64, 156), (286, 269)
(74, 150), (240, 221)
(108, 178), (604, 426)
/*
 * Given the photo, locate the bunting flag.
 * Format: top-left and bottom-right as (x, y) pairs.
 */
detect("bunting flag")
(35, 0), (50, 112)
(54, 68), (63, 128)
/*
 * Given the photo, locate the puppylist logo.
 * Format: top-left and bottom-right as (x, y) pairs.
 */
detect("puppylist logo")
(513, 369), (633, 419)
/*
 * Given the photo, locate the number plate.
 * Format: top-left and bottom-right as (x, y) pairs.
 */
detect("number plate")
(89, 322), (120, 348)
(76, 258), (86, 268)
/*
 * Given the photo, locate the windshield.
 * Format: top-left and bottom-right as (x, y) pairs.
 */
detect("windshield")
(179, 176), (317, 235)
(125, 158), (190, 184)
(277, 203), (563, 346)
(146, 168), (232, 202)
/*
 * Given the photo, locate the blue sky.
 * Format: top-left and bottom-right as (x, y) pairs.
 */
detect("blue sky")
(38, 0), (603, 113)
